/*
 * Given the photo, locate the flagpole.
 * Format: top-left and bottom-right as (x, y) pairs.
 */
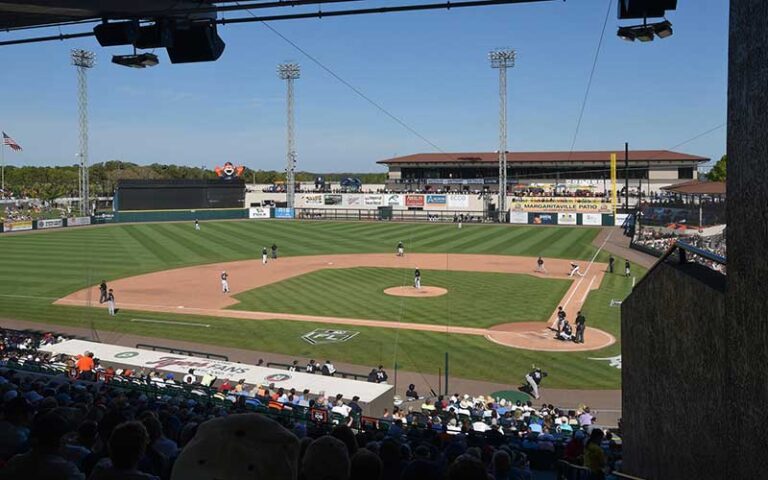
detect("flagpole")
(1, 138), (5, 193)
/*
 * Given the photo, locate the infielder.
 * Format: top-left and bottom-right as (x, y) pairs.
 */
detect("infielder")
(535, 257), (547, 274)
(221, 271), (230, 293)
(107, 289), (116, 316)
(568, 262), (585, 277)
(397, 241), (404, 257)
(262, 247), (268, 264)
(414, 268), (421, 289)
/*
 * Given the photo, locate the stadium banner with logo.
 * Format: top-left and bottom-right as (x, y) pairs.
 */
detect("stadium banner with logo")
(4, 220), (33, 232)
(344, 195), (362, 207)
(581, 213), (603, 226)
(364, 195), (383, 206)
(558, 212), (577, 225)
(36, 218), (64, 229)
(39, 339), (393, 406)
(509, 211), (528, 224)
(615, 213), (629, 226)
(405, 195), (424, 207)
(67, 216), (92, 226)
(530, 213), (557, 225)
(386, 194), (403, 207)
(510, 198), (611, 213)
(426, 194), (447, 206)
(275, 208), (295, 219)
(303, 194), (323, 206)
(447, 195), (469, 208)
(324, 194), (343, 206)
(248, 207), (271, 219)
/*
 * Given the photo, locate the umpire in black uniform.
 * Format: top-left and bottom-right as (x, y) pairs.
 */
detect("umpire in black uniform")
(99, 280), (108, 304)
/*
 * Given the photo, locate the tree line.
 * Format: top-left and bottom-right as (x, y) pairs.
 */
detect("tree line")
(1, 161), (387, 200)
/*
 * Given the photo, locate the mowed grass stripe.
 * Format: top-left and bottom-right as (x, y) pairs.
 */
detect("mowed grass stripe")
(230, 267), (570, 327)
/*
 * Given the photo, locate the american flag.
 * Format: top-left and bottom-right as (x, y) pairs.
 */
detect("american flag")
(2, 132), (22, 151)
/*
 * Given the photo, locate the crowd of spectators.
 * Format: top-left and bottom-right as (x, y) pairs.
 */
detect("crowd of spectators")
(0, 330), (626, 479)
(0, 203), (68, 223)
(633, 228), (726, 273)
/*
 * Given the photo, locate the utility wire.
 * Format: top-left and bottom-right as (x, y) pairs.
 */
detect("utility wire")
(235, 2), (446, 153)
(566, 0), (613, 160)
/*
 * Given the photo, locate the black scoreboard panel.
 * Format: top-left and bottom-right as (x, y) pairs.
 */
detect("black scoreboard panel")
(117, 179), (245, 210)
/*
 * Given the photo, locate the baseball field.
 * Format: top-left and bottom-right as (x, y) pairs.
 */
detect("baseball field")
(0, 221), (640, 389)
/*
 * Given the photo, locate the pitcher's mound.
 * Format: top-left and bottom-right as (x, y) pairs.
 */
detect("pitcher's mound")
(384, 286), (447, 297)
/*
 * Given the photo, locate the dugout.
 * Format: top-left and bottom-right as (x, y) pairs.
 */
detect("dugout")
(116, 179), (245, 211)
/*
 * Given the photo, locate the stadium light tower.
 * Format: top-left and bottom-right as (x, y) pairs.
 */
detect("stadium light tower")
(278, 62), (300, 210)
(489, 48), (515, 222)
(72, 48), (95, 215)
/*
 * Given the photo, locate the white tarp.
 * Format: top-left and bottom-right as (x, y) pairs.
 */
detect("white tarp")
(39, 339), (392, 404)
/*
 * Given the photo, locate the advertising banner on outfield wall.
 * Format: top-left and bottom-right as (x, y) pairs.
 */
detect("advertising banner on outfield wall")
(37, 218), (64, 229)
(447, 195), (469, 208)
(386, 194), (403, 207)
(304, 194), (323, 206)
(509, 211), (528, 224)
(531, 213), (556, 225)
(426, 195), (447, 206)
(248, 207), (271, 219)
(364, 195), (383, 206)
(582, 213), (603, 226)
(405, 195), (424, 207)
(4, 220), (33, 232)
(275, 208), (295, 219)
(67, 216), (92, 226)
(558, 212), (577, 225)
(345, 195), (362, 207)
(510, 198), (611, 213)
(324, 194), (343, 206)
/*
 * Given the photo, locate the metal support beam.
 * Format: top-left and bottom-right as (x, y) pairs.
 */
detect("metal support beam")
(490, 48), (515, 222)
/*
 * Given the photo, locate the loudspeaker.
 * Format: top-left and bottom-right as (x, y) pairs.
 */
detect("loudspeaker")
(166, 23), (225, 64)
(135, 23), (174, 50)
(94, 21), (139, 47)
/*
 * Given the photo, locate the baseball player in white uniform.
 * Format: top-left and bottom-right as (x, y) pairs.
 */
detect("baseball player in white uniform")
(414, 268), (421, 289)
(568, 262), (585, 277)
(397, 241), (404, 257)
(262, 247), (268, 265)
(221, 271), (230, 293)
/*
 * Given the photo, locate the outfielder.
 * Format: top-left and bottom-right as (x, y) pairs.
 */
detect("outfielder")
(414, 268), (421, 289)
(194, 219), (200, 231)
(262, 247), (268, 265)
(221, 271), (230, 293)
(396, 241), (404, 257)
(568, 262), (585, 277)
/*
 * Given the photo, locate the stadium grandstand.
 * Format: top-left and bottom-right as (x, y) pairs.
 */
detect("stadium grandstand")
(377, 150), (708, 198)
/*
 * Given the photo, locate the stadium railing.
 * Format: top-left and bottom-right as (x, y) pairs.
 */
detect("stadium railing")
(266, 361), (369, 382)
(135, 343), (229, 361)
(556, 460), (645, 480)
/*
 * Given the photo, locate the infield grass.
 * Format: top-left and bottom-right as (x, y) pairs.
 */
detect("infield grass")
(0, 220), (635, 388)
(230, 267), (570, 328)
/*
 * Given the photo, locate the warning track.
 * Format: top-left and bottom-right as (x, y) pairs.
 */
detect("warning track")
(56, 253), (614, 352)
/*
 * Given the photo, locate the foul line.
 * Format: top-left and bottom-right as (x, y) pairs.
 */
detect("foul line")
(562, 229), (612, 308)
(130, 318), (211, 328)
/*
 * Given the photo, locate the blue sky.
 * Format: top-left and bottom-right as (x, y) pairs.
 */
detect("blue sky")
(0, 1), (728, 173)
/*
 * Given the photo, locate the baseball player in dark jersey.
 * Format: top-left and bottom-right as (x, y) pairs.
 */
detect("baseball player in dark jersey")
(271, 243), (278, 260)
(397, 241), (404, 257)
(99, 280), (108, 304)
(414, 268), (421, 289)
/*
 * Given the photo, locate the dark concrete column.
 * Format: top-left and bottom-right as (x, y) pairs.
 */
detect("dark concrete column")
(727, 0), (768, 476)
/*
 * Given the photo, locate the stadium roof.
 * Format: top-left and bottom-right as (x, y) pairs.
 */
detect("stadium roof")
(377, 150), (708, 165)
(660, 179), (726, 195)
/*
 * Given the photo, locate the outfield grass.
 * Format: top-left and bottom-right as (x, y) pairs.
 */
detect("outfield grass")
(0, 220), (635, 388)
(231, 267), (570, 328)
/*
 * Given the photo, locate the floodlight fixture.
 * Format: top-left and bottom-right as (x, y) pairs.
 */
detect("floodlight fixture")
(71, 48), (96, 68)
(616, 19), (672, 42)
(654, 19), (673, 38)
(489, 49), (516, 69)
(278, 63), (301, 80)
